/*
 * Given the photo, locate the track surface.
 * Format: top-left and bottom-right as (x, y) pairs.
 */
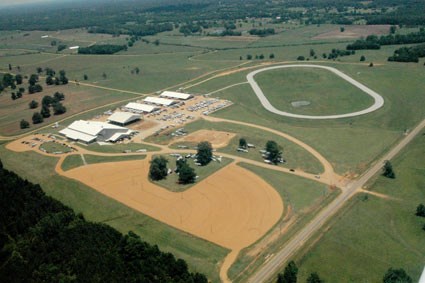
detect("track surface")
(246, 64), (384, 119)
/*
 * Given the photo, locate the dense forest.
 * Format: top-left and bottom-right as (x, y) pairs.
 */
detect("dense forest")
(347, 29), (425, 50)
(0, 0), (424, 36)
(0, 160), (207, 283)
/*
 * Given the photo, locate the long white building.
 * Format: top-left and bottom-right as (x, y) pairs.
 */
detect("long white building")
(160, 91), (193, 100)
(59, 120), (134, 143)
(123, 102), (159, 114)
(144, 96), (176, 106)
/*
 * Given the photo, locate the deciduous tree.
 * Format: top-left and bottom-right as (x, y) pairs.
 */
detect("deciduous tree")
(149, 156), (168, 181)
(197, 141), (213, 166)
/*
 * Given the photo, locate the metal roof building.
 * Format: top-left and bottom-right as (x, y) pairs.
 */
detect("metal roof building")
(107, 112), (141, 126)
(144, 96), (176, 106)
(59, 120), (133, 143)
(123, 102), (159, 113)
(160, 91), (193, 100)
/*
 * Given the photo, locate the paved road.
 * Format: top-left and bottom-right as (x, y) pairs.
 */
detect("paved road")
(248, 118), (425, 283)
(246, 64), (385, 119)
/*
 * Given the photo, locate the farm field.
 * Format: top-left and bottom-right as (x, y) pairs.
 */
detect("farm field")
(1, 16), (425, 283)
(294, 130), (425, 283)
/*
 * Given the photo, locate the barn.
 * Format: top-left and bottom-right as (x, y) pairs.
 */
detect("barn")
(123, 102), (160, 114)
(107, 112), (141, 126)
(59, 120), (134, 143)
(160, 91), (193, 100)
(144, 96), (176, 106)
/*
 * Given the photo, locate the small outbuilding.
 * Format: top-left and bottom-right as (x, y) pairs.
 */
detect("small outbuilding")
(160, 91), (193, 100)
(144, 96), (176, 106)
(107, 112), (141, 126)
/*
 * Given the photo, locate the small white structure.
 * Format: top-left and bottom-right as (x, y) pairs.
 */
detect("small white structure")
(59, 120), (133, 143)
(41, 35), (49, 38)
(123, 102), (159, 114)
(107, 112), (141, 126)
(160, 91), (193, 100)
(144, 96), (176, 106)
(69, 46), (79, 50)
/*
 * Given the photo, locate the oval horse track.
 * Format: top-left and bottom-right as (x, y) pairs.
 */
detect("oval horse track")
(246, 64), (384, 119)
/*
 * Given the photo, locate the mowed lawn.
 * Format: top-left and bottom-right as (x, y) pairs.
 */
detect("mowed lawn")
(0, 83), (138, 136)
(254, 67), (374, 116)
(0, 146), (228, 282)
(295, 132), (425, 283)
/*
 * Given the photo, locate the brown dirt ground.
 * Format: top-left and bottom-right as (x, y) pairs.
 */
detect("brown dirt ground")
(313, 25), (391, 40)
(62, 159), (283, 251)
(173, 129), (236, 148)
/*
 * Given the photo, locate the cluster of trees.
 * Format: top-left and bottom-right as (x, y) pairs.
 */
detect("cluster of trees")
(248, 28), (275, 37)
(324, 48), (355, 60)
(266, 140), (283, 165)
(277, 261), (324, 283)
(245, 53), (275, 60)
(179, 23), (203, 36)
(78, 44), (128, 55)
(219, 29), (242, 36)
(197, 141), (213, 166)
(382, 160), (395, 179)
(388, 44), (425, 63)
(0, 162), (207, 283)
(45, 68), (69, 86)
(1, 73), (24, 95)
(415, 204), (425, 232)
(149, 155), (197, 185)
(347, 29), (425, 51)
(30, 92), (66, 125)
(28, 74), (43, 94)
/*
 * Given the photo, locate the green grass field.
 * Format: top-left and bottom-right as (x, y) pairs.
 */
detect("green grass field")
(254, 67), (374, 115)
(40, 141), (73, 153)
(147, 119), (324, 174)
(0, 146), (227, 282)
(294, 130), (425, 283)
(84, 142), (160, 153)
(228, 163), (338, 282)
(153, 156), (233, 192)
(61, 154), (147, 171)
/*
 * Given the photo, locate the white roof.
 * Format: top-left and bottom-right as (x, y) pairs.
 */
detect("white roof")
(106, 131), (133, 142)
(59, 128), (97, 143)
(107, 112), (140, 124)
(69, 46), (79, 50)
(124, 102), (158, 113)
(160, 91), (193, 100)
(144, 96), (175, 106)
(66, 120), (126, 135)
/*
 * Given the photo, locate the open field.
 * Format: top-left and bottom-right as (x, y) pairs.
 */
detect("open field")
(0, 83), (138, 136)
(1, 20), (425, 283)
(294, 130), (425, 282)
(0, 145), (228, 282)
(253, 67), (374, 116)
(228, 163), (338, 282)
(148, 119), (324, 174)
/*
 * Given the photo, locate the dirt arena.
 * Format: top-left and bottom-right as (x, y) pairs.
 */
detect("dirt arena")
(61, 158), (283, 250)
(174, 129), (236, 148)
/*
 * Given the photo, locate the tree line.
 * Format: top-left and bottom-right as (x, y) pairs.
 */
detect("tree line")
(347, 29), (425, 51)
(0, 161), (207, 283)
(78, 44), (128, 55)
